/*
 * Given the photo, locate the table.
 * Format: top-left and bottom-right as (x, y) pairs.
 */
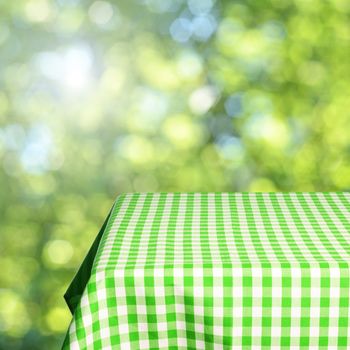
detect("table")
(63, 192), (350, 349)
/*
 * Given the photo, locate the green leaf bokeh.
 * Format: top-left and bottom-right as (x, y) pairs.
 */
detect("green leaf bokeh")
(0, 0), (349, 348)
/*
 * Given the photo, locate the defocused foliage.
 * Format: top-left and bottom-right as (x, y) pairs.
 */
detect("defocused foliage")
(0, 0), (349, 348)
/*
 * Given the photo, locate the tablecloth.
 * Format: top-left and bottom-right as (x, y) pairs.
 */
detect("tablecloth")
(63, 192), (350, 349)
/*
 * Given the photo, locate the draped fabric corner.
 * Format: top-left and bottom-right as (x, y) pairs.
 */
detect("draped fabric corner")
(63, 192), (350, 349)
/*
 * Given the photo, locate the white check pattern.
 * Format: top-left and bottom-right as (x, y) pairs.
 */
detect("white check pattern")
(63, 192), (350, 349)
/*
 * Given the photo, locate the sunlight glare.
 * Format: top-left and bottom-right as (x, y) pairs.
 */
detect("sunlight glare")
(36, 44), (93, 94)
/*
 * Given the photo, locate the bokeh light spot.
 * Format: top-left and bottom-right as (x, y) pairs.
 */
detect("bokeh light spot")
(244, 113), (290, 148)
(189, 85), (218, 115)
(170, 18), (193, 43)
(298, 61), (326, 86)
(45, 307), (71, 333)
(162, 114), (203, 149)
(43, 240), (74, 266)
(188, 0), (214, 15)
(0, 290), (30, 337)
(192, 15), (217, 41)
(117, 136), (155, 164)
(24, 0), (53, 23)
(20, 124), (53, 174)
(88, 1), (114, 26)
(176, 51), (203, 79)
(36, 44), (94, 94)
(224, 93), (243, 117)
(215, 134), (245, 161)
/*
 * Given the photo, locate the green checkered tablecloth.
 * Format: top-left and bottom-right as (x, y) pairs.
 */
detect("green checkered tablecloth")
(63, 192), (350, 349)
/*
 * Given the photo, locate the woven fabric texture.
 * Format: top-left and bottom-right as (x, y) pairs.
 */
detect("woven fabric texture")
(63, 192), (350, 349)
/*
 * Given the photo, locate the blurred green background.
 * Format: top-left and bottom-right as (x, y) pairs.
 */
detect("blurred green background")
(0, 0), (350, 348)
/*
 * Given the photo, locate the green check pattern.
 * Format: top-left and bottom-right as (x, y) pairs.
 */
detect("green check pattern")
(63, 192), (350, 349)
